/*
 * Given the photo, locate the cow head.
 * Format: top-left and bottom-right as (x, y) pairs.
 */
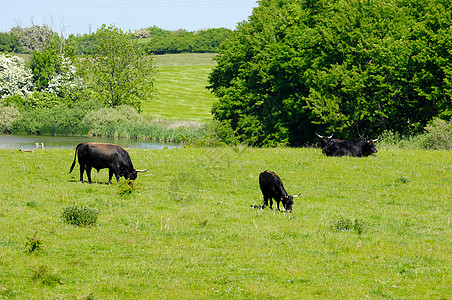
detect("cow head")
(281, 194), (300, 212)
(128, 168), (149, 181)
(365, 139), (379, 156)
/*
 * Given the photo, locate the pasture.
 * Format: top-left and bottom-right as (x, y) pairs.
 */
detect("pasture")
(141, 53), (217, 122)
(0, 147), (451, 299)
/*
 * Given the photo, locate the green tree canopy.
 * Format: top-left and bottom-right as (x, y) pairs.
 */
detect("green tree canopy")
(0, 32), (22, 53)
(209, 0), (452, 146)
(80, 25), (157, 110)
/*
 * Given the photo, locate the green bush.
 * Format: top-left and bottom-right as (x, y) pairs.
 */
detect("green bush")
(425, 118), (452, 150)
(25, 231), (42, 253)
(31, 265), (63, 286)
(185, 120), (239, 147)
(82, 105), (146, 137)
(331, 217), (366, 235)
(61, 205), (99, 227)
(0, 104), (19, 133)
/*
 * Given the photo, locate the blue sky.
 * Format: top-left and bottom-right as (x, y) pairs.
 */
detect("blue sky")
(0, 0), (258, 35)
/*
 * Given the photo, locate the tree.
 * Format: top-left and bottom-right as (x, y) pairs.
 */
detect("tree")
(209, 0), (452, 146)
(0, 54), (34, 98)
(0, 32), (23, 53)
(10, 25), (55, 53)
(81, 25), (156, 110)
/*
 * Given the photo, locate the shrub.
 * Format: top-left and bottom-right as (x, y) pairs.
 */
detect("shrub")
(31, 265), (62, 286)
(25, 231), (42, 253)
(82, 105), (146, 137)
(117, 180), (136, 196)
(331, 217), (366, 234)
(61, 205), (99, 227)
(185, 120), (239, 147)
(0, 104), (19, 133)
(425, 118), (452, 150)
(10, 100), (97, 135)
(0, 54), (34, 98)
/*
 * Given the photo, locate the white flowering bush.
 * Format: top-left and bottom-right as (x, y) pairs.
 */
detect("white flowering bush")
(0, 54), (34, 99)
(45, 55), (83, 97)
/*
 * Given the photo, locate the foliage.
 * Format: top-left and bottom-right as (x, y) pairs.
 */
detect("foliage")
(10, 100), (98, 135)
(425, 117), (452, 150)
(0, 103), (19, 133)
(185, 120), (239, 147)
(116, 180), (136, 196)
(331, 217), (366, 234)
(0, 54), (34, 98)
(81, 105), (201, 142)
(79, 25), (156, 110)
(31, 265), (63, 286)
(82, 105), (147, 136)
(25, 231), (42, 253)
(61, 205), (99, 227)
(30, 45), (81, 97)
(10, 25), (55, 53)
(209, 0), (452, 146)
(5, 91), (62, 109)
(141, 27), (232, 55)
(45, 55), (83, 97)
(67, 33), (97, 55)
(0, 32), (22, 52)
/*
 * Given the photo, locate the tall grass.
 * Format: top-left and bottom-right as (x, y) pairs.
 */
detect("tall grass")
(0, 147), (451, 298)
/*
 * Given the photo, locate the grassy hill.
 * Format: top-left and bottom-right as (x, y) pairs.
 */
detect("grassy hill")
(1, 147), (451, 298)
(141, 53), (217, 122)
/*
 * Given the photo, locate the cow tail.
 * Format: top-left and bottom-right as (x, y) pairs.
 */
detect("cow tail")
(69, 143), (82, 173)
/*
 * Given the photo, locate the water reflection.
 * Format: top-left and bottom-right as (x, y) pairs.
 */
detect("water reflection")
(0, 134), (179, 150)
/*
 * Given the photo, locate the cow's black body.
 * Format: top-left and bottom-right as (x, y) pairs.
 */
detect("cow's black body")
(259, 170), (294, 212)
(70, 143), (141, 183)
(322, 139), (378, 157)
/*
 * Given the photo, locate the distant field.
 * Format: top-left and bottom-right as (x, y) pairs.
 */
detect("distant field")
(8, 52), (217, 123)
(141, 53), (217, 122)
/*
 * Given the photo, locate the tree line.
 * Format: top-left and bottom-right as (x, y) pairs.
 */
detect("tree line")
(209, 0), (452, 146)
(0, 25), (231, 55)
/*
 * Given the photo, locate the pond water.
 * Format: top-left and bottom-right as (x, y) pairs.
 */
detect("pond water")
(0, 134), (179, 150)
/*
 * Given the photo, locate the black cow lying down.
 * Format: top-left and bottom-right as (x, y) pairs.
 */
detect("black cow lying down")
(317, 133), (378, 157)
(70, 143), (148, 183)
(259, 170), (300, 212)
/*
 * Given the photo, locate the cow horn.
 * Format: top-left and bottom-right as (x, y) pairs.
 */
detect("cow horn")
(135, 168), (149, 172)
(293, 194), (301, 198)
(372, 138), (379, 142)
(316, 133), (333, 139)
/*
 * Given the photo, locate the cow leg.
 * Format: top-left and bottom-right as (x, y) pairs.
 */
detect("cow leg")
(276, 197), (282, 211)
(263, 196), (269, 208)
(108, 169), (114, 184)
(86, 166), (93, 183)
(79, 166), (84, 182)
(269, 197), (273, 209)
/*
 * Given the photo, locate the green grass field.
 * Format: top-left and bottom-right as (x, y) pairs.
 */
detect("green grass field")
(141, 53), (217, 122)
(1, 147), (451, 298)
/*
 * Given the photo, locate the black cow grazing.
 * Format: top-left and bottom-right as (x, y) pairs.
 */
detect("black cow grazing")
(259, 170), (299, 212)
(69, 143), (148, 183)
(321, 138), (379, 157)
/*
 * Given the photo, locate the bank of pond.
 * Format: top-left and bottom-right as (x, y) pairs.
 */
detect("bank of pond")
(0, 134), (179, 150)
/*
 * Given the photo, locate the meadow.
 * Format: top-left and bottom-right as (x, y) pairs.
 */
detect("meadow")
(0, 146), (451, 299)
(141, 53), (217, 122)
